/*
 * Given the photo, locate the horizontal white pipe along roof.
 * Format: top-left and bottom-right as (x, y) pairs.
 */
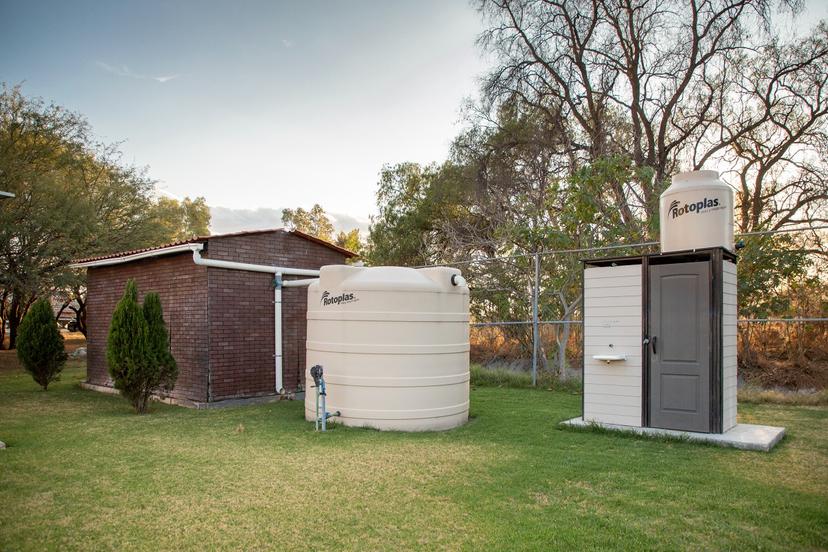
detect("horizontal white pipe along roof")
(70, 243), (203, 268)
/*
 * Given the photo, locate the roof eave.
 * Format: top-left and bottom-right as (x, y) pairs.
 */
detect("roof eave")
(70, 242), (204, 269)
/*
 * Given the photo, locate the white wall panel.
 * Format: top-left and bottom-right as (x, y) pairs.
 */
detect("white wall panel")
(583, 264), (642, 427)
(722, 261), (738, 431)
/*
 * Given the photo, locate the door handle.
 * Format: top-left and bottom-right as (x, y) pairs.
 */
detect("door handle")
(652, 335), (657, 355)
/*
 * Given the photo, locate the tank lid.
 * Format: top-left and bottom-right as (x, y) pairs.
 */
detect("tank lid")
(673, 170), (719, 184)
(317, 265), (466, 293)
(670, 170), (722, 186)
(661, 170), (728, 199)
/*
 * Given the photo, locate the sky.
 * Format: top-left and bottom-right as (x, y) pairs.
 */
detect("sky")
(0, 0), (489, 232)
(2, 1), (826, 234)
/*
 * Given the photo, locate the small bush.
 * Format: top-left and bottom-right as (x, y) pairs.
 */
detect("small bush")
(143, 292), (178, 395)
(16, 299), (67, 390)
(106, 280), (178, 413)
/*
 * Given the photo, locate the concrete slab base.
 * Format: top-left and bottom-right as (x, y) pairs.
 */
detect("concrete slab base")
(561, 417), (786, 452)
(80, 381), (302, 409)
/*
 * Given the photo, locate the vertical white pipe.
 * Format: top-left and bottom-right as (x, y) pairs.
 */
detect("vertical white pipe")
(190, 248), (320, 397)
(531, 252), (540, 387)
(274, 272), (283, 394)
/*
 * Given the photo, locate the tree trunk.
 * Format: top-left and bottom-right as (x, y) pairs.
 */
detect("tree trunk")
(138, 389), (152, 414)
(8, 293), (37, 350)
(554, 291), (581, 381)
(72, 288), (87, 337)
(8, 294), (21, 350)
(557, 322), (572, 379)
(0, 289), (7, 350)
(738, 325), (754, 368)
(55, 300), (70, 321)
(538, 338), (548, 373)
(75, 304), (87, 337)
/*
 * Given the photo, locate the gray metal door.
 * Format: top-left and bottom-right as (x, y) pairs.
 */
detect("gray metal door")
(648, 261), (711, 432)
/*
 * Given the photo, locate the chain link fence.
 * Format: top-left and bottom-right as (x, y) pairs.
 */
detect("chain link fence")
(420, 227), (827, 389)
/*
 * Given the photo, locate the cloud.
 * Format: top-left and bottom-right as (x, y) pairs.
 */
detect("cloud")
(96, 61), (179, 83)
(210, 206), (370, 236)
(281, 38), (294, 48)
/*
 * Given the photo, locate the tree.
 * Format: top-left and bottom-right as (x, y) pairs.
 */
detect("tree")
(282, 203), (363, 255)
(720, 24), (828, 233)
(0, 84), (96, 348)
(143, 292), (178, 397)
(368, 1), (827, 381)
(151, 196), (210, 241)
(477, 0), (827, 237)
(281, 204), (335, 241)
(106, 280), (177, 413)
(335, 228), (363, 257)
(367, 162), (469, 267)
(0, 84), (207, 347)
(16, 298), (66, 390)
(470, 1), (826, 375)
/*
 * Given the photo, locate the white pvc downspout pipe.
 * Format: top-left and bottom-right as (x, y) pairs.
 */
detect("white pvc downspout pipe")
(190, 246), (319, 395)
(274, 273), (283, 393)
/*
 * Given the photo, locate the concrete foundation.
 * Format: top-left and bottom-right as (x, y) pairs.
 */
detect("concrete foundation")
(561, 417), (786, 452)
(80, 381), (302, 409)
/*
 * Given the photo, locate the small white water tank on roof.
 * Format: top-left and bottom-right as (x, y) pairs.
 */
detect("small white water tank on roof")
(660, 170), (734, 253)
(305, 265), (470, 431)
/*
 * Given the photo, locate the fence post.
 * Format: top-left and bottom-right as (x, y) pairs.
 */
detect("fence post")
(532, 252), (540, 387)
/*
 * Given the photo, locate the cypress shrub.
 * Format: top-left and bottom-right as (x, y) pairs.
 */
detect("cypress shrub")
(143, 292), (178, 395)
(16, 298), (67, 390)
(106, 280), (152, 413)
(107, 281), (179, 413)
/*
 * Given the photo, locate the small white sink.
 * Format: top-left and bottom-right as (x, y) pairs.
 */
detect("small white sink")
(592, 354), (627, 364)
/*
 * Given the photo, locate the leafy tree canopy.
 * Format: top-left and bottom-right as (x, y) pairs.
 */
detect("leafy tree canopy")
(281, 204), (335, 241)
(282, 203), (363, 256)
(151, 196), (210, 242)
(0, 83), (211, 347)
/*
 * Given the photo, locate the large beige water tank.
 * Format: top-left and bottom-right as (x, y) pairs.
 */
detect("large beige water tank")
(660, 170), (734, 253)
(304, 265), (470, 431)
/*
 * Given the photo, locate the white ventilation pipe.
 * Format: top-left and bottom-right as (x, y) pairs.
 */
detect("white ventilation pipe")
(189, 246), (320, 395)
(190, 247), (320, 277)
(282, 278), (319, 287)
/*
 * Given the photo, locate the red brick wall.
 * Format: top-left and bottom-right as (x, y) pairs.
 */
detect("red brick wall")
(86, 254), (209, 402)
(205, 232), (347, 399)
(85, 231), (349, 403)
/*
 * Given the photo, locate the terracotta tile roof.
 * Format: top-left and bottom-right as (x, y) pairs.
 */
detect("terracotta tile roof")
(72, 228), (357, 264)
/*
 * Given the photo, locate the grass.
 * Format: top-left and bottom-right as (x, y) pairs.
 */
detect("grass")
(738, 383), (828, 406)
(472, 363), (828, 405)
(1, 357), (827, 551)
(470, 364), (581, 392)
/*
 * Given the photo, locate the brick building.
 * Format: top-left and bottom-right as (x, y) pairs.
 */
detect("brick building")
(73, 229), (355, 406)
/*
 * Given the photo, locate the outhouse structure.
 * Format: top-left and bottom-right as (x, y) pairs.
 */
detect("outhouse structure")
(572, 171), (785, 450)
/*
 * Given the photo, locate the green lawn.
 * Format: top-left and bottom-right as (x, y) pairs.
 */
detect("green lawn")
(1, 360), (826, 551)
